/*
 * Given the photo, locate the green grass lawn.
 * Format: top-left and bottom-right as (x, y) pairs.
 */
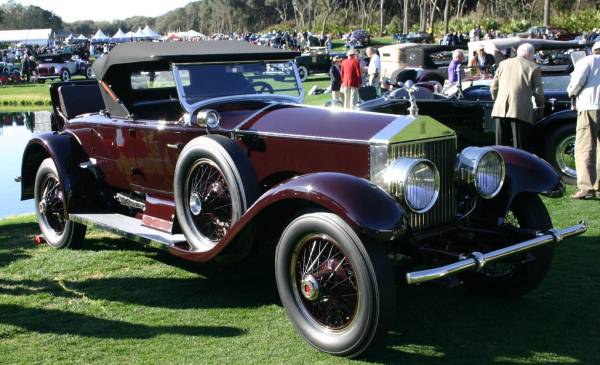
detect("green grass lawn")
(1, 187), (599, 364)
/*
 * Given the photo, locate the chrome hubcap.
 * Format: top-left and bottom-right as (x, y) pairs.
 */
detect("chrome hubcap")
(189, 193), (202, 216)
(556, 135), (577, 179)
(301, 275), (320, 301)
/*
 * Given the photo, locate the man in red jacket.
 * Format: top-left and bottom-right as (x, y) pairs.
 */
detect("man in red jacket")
(340, 49), (362, 109)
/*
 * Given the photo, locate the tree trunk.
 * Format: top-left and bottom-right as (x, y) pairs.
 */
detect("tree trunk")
(403, 0), (409, 34)
(543, 0), (550, 27)
(443, 0), (450, 34)
(429, 0), (437, 36)
(379, 0), (384, 36)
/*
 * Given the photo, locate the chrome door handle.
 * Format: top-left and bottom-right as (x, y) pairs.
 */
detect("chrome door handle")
(167, 143), (183, 150)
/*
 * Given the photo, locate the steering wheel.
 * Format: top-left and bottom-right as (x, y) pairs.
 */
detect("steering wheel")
(252, 81), (274, 94)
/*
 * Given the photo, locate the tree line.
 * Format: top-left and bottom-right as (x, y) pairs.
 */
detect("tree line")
(0, 0), (598, 38)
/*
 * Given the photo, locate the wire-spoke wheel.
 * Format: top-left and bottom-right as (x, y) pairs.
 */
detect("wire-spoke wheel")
(275, 212), (395, 357)
(462, 193), (554, 297)
(174, 136), (259, 254)
(34, 158), (86, 249)
(184, 159), (233, 243)
(292, 234), (359, 330)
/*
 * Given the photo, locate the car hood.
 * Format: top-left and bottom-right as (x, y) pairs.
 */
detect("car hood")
(233, 104), (398, 143)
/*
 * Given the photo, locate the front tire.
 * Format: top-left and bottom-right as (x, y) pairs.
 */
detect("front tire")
(462, 193), (554, 297)
(297, 65), (309, 82)
(545, 123), (576, 185)
(275, 212), (396, 357)
(34, 158), (86, 248)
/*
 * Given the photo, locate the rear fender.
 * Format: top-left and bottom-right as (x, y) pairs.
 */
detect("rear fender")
(537, 109), (576, 129)
(169, 172), (408, 262)
(478, 146), (563, 220)
(20, 132), (91, 215)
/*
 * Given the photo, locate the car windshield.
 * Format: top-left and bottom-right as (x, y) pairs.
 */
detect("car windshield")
(173, 61), (302, 106)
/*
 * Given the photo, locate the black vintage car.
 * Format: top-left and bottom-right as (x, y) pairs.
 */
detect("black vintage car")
(19, 41), (586, 357)
(359, 76), (578, 184)
(294, 47), (345, 81)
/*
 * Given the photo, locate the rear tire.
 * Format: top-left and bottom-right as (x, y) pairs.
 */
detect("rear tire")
(60, 69), (70, 82)
(275, 212), (396, 357)
(462, 194), (554, 297)
(34, 158), (86, 249)
(544, 123), (576, 185)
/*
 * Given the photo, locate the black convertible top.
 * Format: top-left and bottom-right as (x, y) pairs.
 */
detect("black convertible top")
(92, 40), (299, 81)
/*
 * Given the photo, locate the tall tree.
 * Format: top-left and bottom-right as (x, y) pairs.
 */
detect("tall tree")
(443, 0), (450, 34)
(543, 0), (551, 26)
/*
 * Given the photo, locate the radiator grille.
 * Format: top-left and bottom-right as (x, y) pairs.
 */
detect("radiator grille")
(389, 137), (457, 230)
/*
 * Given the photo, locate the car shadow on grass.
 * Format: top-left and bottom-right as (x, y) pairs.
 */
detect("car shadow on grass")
(365, 234), (600, 364)
(0, 220), (37, 268)
(0, 303), (245, 339)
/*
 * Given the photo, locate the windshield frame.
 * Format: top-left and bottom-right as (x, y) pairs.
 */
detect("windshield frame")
(172, 60), (304, 113)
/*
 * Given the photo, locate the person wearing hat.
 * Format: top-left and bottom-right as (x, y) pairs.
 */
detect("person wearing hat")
(329, 55), (344, 106)
(476, 44), (495, 74)
(567, 41), (600, 199)
(340, 49), (362, 109)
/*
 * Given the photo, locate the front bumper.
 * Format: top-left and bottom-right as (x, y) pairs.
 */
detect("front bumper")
(406, 221), (587, 285)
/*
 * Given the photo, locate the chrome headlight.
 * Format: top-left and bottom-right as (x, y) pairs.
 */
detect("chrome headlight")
(381, 158), (440, 213)
(456, 147), (505, 199)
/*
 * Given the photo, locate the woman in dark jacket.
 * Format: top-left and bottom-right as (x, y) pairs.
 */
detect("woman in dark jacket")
(329, 56), (344, 106)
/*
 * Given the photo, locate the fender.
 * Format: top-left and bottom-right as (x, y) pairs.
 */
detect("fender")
(537, 109), (576, 129)
(20, 131), (90, 215)
(169, 172), (408, 262)
(478, 146), (564, 220)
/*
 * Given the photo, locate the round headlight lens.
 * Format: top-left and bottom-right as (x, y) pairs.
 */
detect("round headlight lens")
(405, 161), (440, 213)
(475, 150), (504, 198)
(383, 158), (440, 213)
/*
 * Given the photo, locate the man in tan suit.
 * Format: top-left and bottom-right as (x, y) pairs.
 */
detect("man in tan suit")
(491, 43), (544, 148)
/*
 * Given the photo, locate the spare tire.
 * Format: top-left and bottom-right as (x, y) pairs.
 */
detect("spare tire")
(174, 135), (259, 252)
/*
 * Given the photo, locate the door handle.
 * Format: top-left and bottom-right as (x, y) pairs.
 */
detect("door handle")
(129, 128), (135, 137)
(167, 143), (183, 150)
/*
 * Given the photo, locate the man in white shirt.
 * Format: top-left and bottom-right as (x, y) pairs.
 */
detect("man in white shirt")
(366, 47), (381, 90)
(567, 42), (600, 199)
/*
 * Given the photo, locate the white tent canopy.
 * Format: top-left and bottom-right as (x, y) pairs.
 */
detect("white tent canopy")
(112, 28), (127, 41)
(142, 25), (161, 40)
(91, 29), (109, 42)
(0, 28), (53, 46)
(124, 31), (135, 39)
(133, 27), (147, 39)
(76, 34), (88, 40)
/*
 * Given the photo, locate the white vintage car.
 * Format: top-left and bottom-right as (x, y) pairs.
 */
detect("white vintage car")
(35, 53), (92, 82)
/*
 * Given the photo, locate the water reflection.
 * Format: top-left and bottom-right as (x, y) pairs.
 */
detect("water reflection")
(0, 111), (53, 218)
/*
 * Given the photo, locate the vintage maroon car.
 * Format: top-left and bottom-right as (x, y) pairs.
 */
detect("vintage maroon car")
(19, 41), (586, 357)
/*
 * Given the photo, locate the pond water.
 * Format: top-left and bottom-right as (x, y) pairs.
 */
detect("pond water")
(0, 111), (53, 218)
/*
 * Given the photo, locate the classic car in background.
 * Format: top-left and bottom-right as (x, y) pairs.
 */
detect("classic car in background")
(35, 53), (93, 82)
(0, 61), (20, 79)
(359, 75), (578, 184)
(379, 43), (465, 84)
(394, 31), (434, 44)
(346, 29), (370, 48)
(468, 38), (587, 74)
(19, 41), (586, 357)
(519, 26), (578, 41)
(294, 47), (345, 81)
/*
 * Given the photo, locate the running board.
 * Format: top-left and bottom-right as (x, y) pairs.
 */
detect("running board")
(70, 213), (187, 247)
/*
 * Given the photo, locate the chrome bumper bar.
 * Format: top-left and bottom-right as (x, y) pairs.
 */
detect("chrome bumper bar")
(406, 221), (588, 285)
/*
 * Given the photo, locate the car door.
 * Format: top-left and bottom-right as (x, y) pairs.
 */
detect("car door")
(129, 119), (201, 195)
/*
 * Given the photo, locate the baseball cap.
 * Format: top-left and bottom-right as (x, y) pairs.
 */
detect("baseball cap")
(592, 42), (600, 51)
(346, 49), (357, 56)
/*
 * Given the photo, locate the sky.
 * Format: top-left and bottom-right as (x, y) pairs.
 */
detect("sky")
(3, 0), (195, 22)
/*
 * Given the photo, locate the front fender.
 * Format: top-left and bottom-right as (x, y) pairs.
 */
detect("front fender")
(479, 146), (564, 219)
(169, 172), (408, 262)
(21, 132), (90, 214)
